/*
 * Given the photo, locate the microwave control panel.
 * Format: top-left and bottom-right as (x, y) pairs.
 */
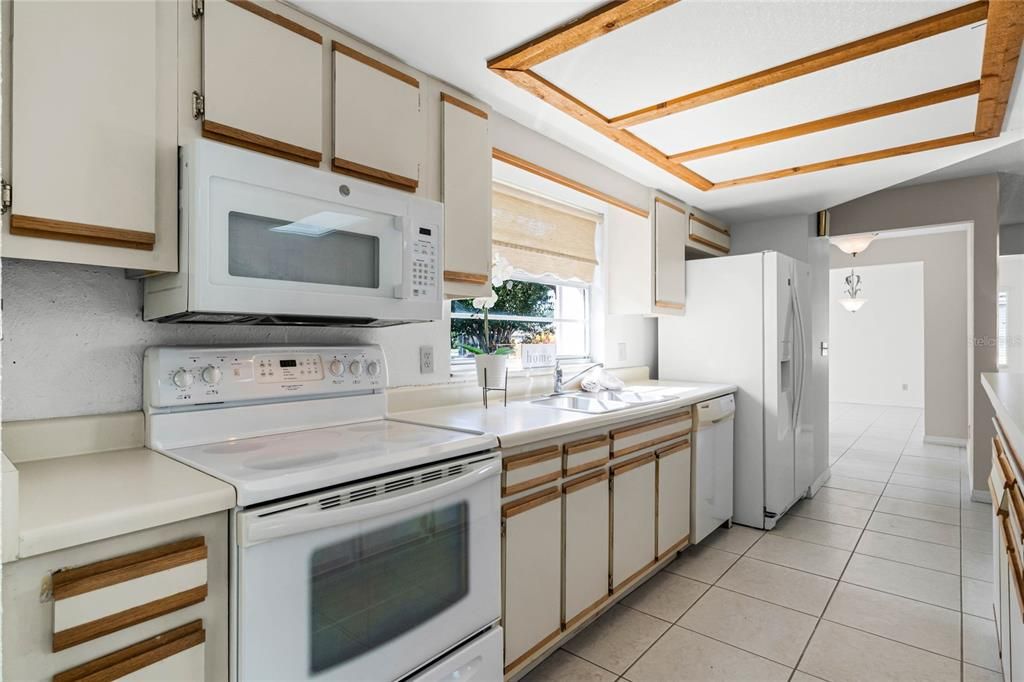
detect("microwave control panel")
(145, 346), (387, 407)
(410, 224), (439, 299)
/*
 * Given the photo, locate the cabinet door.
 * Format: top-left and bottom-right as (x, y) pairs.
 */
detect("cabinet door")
(441, 93), (492, 299)
(563, 471), (610, 629)
(203, 0), (323, 166)
(688, 214), (731, 256)
(9, 0), (177, 269)
(610, 455), (656, 591)
(656, 440), (691, 559)
(502, 488), (562, 672)
(653, 198), (687, 314)
(333, 43), (422, 191)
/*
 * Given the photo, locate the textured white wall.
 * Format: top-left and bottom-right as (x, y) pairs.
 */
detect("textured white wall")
(829, 262), (925, 408)
(1, 259), (451, 421)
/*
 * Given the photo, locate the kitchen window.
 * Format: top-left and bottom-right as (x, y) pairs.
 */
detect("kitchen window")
(998, 291), (1009, 368)
(450, 184), (598, 366)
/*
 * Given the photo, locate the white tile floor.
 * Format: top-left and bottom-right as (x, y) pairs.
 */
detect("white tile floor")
(525, 403), (1001, 682)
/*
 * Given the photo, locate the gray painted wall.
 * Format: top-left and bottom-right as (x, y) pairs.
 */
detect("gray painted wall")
(832, 231), (969, 441)
(729, 214), (831, 491)
(827, 174), (1000, 495)
(1003, 223), (1024, 255)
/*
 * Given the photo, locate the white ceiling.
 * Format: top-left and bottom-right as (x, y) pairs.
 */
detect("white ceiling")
(293, 0), (1024, 223)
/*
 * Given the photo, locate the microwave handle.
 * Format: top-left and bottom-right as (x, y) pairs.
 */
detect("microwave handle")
(239, 459), (500, 547)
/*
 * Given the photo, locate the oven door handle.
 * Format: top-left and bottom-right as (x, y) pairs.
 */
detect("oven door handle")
(239, 460), (501, 547)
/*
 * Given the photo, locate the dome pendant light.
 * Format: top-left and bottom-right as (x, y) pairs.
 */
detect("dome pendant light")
(831, 233), (877, 257)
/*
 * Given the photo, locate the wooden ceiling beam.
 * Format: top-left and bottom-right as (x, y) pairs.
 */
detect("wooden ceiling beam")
(488, 0), (679, 71)
(608, 1), (990, 128)
(493, 68), (714, 190)
(709, 132), (982, 190)
(669, 81), (981, 162)
(975, 0), (1024, 137)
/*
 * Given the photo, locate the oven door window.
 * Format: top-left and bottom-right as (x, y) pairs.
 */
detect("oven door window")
(227, 210), (384, 288)
(309, 502), (469, 674)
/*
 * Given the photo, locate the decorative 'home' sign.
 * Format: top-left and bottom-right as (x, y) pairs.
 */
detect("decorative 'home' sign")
(521, 343), (556, 369)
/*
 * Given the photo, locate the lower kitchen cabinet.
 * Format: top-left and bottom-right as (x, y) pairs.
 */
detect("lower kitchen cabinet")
(656, 439), (691, 559)
(610, 455), (656, 591)
(562, 471), (610, 629)
(502, 487), (562, 672)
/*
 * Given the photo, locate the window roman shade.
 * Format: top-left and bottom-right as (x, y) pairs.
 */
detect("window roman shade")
(492, 186), (599, 284)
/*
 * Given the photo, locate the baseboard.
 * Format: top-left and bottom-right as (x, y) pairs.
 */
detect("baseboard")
(923, 435), (968, 447)
(810, 467), (832, 496)
(971, 488), (992, 504)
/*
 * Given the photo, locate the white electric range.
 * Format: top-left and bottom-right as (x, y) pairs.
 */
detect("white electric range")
(144, 345), (503, 682)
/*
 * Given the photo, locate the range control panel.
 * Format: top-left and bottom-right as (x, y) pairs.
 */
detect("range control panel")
(145, 346), (387, 408)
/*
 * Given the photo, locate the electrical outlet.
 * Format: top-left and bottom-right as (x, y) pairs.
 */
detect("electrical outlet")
(419, 345), (434, 374)
(902, 383), (909, 391)
(617, 342), (627, 362)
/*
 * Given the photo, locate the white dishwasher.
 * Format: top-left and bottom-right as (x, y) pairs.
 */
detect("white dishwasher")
(693, 394), (736, 543)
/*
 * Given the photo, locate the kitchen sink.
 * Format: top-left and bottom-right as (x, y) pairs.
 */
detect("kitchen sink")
(531, 389), (674, 413)
(530, 394), (631, 414)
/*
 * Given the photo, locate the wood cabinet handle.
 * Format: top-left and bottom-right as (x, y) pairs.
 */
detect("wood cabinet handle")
(502, 486), (560, 518)
(54, 620), (205, 682)
(610, 453), (655, 475)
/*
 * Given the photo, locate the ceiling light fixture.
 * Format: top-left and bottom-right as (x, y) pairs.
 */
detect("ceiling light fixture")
(839, 269), (867, 313)
(831, 233), (878, 257)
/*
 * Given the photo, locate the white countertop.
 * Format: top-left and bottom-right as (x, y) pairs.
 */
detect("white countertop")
(12, 447), (236, 560)
(984, 372), (1024, 452)
(2, 412), (236, 562)
(395, 381), (736, 449)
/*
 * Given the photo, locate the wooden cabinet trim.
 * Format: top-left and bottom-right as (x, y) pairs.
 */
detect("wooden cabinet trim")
(996, 438), (1016, 487)
(996, 417), (1024, 478)
(441, 92), (488, 119)
(54, 620), (205, 682)
(228, 0), (322, 43)
(654, 196), (686, 214)
(563, 469), (609, 494)
(565, 434), (609, 454)
(991, 472), (1007, 514)
(611, 412), (691, 441)
(689, 233), (730, 254)
(502, 486), (561, 518)
(654, 300), (685, 310)
(333, 41), (419, 88)
(1010, 485), (1024, 546)
(332, 157), (418, 192)
(52, 585), (208, 652)
(504, 627), (562, 674)
(563, 594), (609, 631)
(53, 538), (207, 600)
(656, 439), (690, 458)
(10, 215), (155, 251)
(564, 456), (610, 478)
(611, 558), (658, 594)
(203, 120), (321, 167)
(504, 472), (561, 497)
(610, 453), (656, 476)
(505, 445), (561, 471)
(657, 535), (689, 561)
(443, 270), (490, 285)
(690, 213), (730, 236)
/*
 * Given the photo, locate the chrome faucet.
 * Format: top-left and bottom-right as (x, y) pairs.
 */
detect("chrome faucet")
(553, 360), (604, 394)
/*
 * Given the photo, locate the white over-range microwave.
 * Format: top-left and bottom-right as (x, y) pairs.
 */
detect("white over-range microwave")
(144, 140), (444, 326)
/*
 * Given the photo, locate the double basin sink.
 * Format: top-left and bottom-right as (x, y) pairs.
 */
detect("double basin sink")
(531, 390), (674, 414)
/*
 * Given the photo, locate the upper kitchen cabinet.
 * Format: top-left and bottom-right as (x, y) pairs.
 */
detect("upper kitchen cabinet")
(688, 213), (731, 257)
(441, 93), (492, 299)
(653, 197), (687, 315)
(201, 0), (323, 166)
(5, 0), (177, 271)
(333, 43), (423, 191)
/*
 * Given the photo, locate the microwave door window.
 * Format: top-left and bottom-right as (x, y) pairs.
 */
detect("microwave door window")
(227, 211), (383, 289)
(309, 502), (470, 675)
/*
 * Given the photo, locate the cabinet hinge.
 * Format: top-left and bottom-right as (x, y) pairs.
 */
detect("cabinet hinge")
(192, 0), (204, 19)
(0, 179), (11, 216)
(192, 91), (205, 120)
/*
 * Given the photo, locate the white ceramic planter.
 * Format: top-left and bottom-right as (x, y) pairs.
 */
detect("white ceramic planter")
(475, 354), (509, 389)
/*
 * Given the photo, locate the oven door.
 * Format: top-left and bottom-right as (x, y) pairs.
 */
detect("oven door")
(234, 455), (501, 682)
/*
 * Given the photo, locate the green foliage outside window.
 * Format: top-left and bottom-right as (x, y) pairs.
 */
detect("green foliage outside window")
(451, 280), (555, 357)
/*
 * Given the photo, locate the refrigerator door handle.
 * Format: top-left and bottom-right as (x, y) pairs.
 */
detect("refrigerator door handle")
(790, 284), (807, 432)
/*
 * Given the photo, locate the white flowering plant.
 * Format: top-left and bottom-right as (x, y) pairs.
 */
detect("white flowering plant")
(458, 254), (516, 356)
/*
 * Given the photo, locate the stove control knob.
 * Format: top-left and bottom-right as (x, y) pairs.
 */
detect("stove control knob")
(201, 365), (222, 385)
(172, 369), (193, 389)
(348, 360), (364, 376)
(366, 360), (381, 377)
(329, 359), (344, 376)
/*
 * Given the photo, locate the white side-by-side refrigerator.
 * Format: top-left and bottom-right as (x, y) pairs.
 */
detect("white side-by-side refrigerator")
(659, 251), (814, 529)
